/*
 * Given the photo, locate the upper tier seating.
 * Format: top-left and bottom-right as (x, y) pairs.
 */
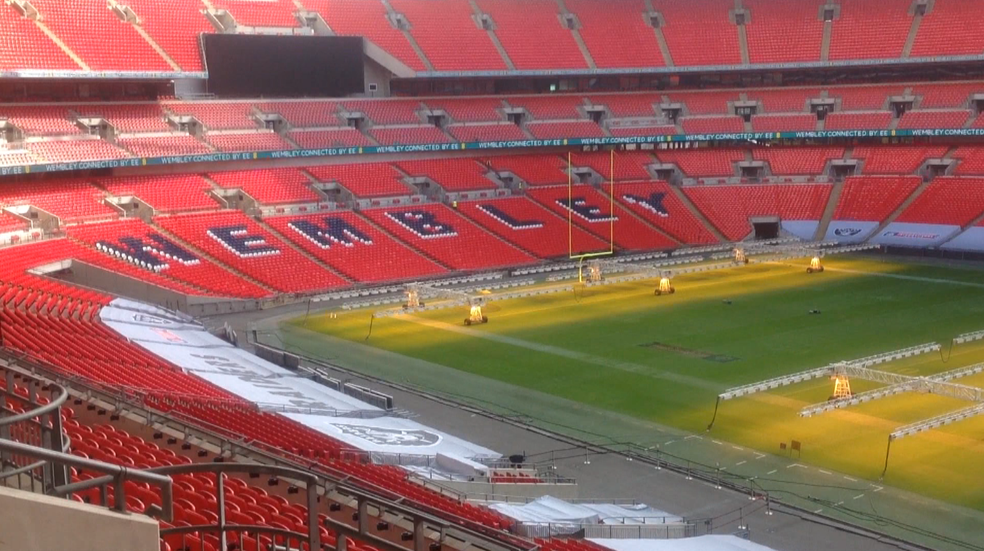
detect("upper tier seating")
(391, 0), (507, 71)
(395, 159), (497, 191)
(342, 99), (423, 125)
(370, 126), (453, 145)
(424, 98), (505, 123)
(207, 132), (295, 152)
(614, 181), (719, 245)
(651, 0), (741, 66)
(911, 0), (984, 57)
(0, 148), (37, 167)
(0, 2), (79, 70)
(448, 123), (527, 142)
(264, 211), (447, 282)
(853, 145), (948, 173)
(29, 0), (171, 72)
(527, 121), (605, 139)
(484, 154), (567, 185)
(305, 0), (426, 71)
(99, 175), (216, 213)
(121, 0), (210, 72)
(475, 0), (587, 70)
(829, 0), (911, 60)
(973, 112), (984, 129)
(608, 125), (678, 137)
(27, 140), (130, 163)
(823, 111), (892, 130)
(0, 178), (117, 222)
(895, 177), (984, 226)
(829, 85), (905, 110)
(1, 105), (80, 135)
(361, 203), (537, 270)
(681, 116), (744, 134)
(570, 151), (653, 181)
(744, 0), (824, 63)
(457, 196), (612, 257)
(589, 94), (661, 118)
(67, 218), (270, 298)
(952, 146), (984, 175)
(210, 0), (299, 27)
(154, 210), (349, 293)
(306, 163), (413, 197)
(833, 176), (922, 222)
(753, 147), (844, 175)
(666, 91), (740, 115)
(684, 183), (832, 241)
(912, 83), (984, 108)
(565, 0), (665, 69)
(896, 110), (972, 129)
(72, 103), (171, 133)
(164, 102), (257, 130)
(746, 88), (821, 113)
(655, 148), (744, 177)
(289, 128), (373, 148)
(208, 169), (321, 204)
(259, 101), (341, 127)
(750, 114), (816, 132)
(509, 96), (586, 120)
(116, 135), (214, 157)
(525, 185), (678, 250)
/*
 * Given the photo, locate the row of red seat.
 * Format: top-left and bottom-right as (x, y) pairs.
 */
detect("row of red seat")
(10, 0), (983, 72)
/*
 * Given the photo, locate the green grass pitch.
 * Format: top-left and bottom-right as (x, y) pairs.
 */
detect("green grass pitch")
(284, 257), (984, 513)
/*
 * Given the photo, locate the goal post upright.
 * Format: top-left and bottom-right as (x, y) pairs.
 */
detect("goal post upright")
(569, 149), (616, 281)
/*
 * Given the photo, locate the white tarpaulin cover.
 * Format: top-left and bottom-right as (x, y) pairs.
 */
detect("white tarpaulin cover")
(779, 220), (818, 241)
(490, 496), (680, 525)
(590, 536), (777, 551)
(100, 299), (376, 414)
(942, 227), (984, 251)
(870, 222), (959, 247)
(282, 413), (501, 462)
(824, 220), (879, 243)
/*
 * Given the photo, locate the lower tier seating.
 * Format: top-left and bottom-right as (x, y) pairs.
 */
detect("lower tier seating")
(570, 151), (653, 181)
(753, 147), (844, 175)
(853, 145), (948, 174)
(395, 159), (497, 191)
(654, 148), (744, 177)
(832, 176), (922, 222)
(613, 182), (719, 245)
(264, 211), (447, 282)
(98, 175), (217, 213)
(153, 210), (349, 293)
(306, 163), (414, 198)
(484, 155), (567, 186)
(67, 218), (271, 299)
(0, 178), (118, 222)
(683, 184), (832, 241)
(895, 177), (984, 226)
(456, 196), (612, 257)
(208, 169), (322, 205)
(360, 203), (537, 270)
(525, 185), (678, 250)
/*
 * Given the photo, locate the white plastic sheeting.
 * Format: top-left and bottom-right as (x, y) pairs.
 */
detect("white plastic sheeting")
(100, 299), (376, 414)
(779, 220), (818, 241)
(870, 222), (959, 247)
(590, 536), (777, 551)
(282, 413), (500, 463)
(490, 496), (680, 526)
(942, 227), (984, 251)
(824, 220), (879, 243)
